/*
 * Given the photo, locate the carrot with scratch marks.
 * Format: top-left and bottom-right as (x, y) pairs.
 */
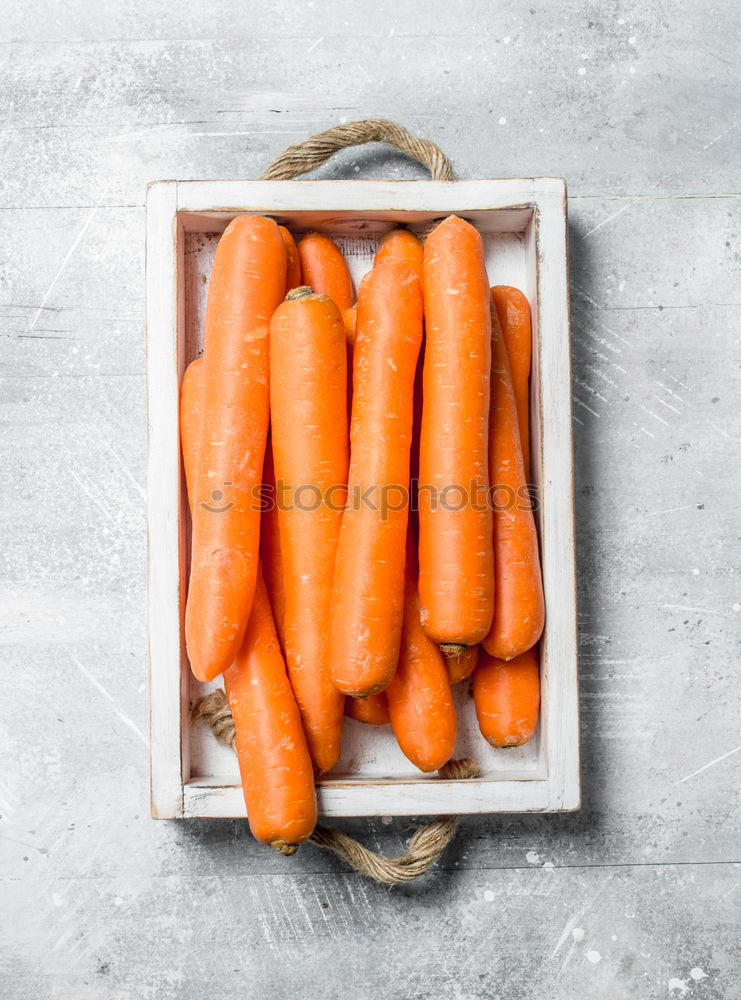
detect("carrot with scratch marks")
(385, 530), (457, 772)
(297, 232), (354, 311)
(185, 215), (286, 682)
(270, 286), (348, 773)
(328, 261), (423, 696)
(473, 647), (540, 748)
(181, 358), (316, 851)
(418, 215), (494, 652)
(483, 297), (544, 660)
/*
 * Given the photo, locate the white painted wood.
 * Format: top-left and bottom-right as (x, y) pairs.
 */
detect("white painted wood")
(147, 178), (579, 819)
(146, 181), (186, 819)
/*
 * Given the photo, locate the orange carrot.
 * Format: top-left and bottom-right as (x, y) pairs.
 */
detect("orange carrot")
(386, 533), (457, 772)
(181, 363), (315, 850)
(345, 694), (390, 726)
(447, 643), (479, 684)
(491, 286), (532, 475)
(279, 225), (302, 293)
(269, 287), (348, 773)
(328, 262), (423, 696)
(297, 232), (354, 311)
(179, 356), (203, 508)
(260, 437), (285, 646)
(224, 572), (317, 850)
(473, 647), (540, 748)
(185, 215), (286, 682)
(342, 305), (357, 346)
(418, 215), (494, 649)
(483, 300), (544, 660)
(375, 228), (424, 288)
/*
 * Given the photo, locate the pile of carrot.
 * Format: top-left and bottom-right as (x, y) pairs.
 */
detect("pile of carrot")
(181, 215), (544, 852)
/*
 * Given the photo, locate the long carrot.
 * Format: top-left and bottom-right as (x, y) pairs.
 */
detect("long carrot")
(279, 225), (302, 293)
(345, 694), (390, 726)
(224, 573), (317, 850)
(181, 361), (316, 850)
(297, 232), (354, 312)
(483, 299), (544, 660)
(375, 228), (424, 288)
(260, 437), (285, 646)
(418, 215), (494, 650)
(386, 532), (456, 772)
(447, 643), (479, 685)
(185, 215), (286, 682)
(328, 261), (423, 696)
(473, 647), (540, 748)
(269, 287), (348, 773)
(491, 286), (532, 475)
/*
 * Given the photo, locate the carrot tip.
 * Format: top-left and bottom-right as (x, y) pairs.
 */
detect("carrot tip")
(285, 285), (316, 301)
(271, 842), (301, 856)
(440, 643), (469, 659)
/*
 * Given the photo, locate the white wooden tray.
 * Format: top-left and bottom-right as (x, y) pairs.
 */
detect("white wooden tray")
(146, 178), (579, 819)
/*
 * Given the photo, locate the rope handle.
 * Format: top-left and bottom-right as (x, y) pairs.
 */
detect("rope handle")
(193, 691), (479, 884)
(259, 118), (454, 182)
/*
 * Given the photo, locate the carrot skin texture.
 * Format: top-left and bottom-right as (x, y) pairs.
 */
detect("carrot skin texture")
(185, 216), (286, 682)
(223, 572), (318, 847)
(345, 693), (390, 726)
(491, 286), (532, 475)
(447, 643), (480, 684)
(375, 229), (424, 290)
(279, 226), (302, 293)
(418, 215), (494, 646)
(181, 364), (315, 848)
(260, 438), (286, 646)
(386, 538), (457, 772)
(269, 292), (348, 773)
(473, 647), (540, 748)
(297, 233), (354, 312)
(483, 301), (545, 660)
(328, 262), (423, 696)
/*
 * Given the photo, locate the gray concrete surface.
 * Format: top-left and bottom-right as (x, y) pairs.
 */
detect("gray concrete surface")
(1, 2), (739, 998)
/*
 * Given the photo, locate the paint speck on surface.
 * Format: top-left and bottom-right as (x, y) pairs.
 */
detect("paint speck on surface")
(542, 860), (555, 869)
(499, 116), (508, 125)
(114, 896), (123, 906)
(572, 927), (586, 943)
(587, 950), (601, 964)
(629, 66), (636, 74)
(578, 67), (587, 75)
(526, 850), (541, 865)
(692, 568), (700, 575)
(629, 35), (636, 44)
(690, 968), (708, 981)
(618, 17), (625, 23)
(483, 889), (495, 902)
(503, 36), (511, 43)
(733, 603), (740, 611)
(611, 934), (617, 941)
(668, 979), (690, 995)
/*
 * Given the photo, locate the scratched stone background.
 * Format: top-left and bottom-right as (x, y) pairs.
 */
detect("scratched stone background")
(1, 2), (740, 998)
